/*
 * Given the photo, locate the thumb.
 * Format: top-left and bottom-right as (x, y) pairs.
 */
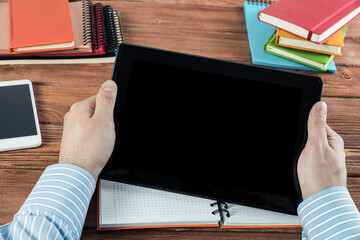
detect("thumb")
(94, 80), (117, 119)
(307, 101), (328, 145)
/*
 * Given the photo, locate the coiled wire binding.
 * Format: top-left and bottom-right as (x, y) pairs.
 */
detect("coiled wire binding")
(113, 10), (125, 44)
(82, 2), (124, 54)
(104, 5), (119, 54)
(247, 0), (272, 5)
(211, 201), (230, 225)
(94, 3), (106, 50)
(82, 0), (93, 46)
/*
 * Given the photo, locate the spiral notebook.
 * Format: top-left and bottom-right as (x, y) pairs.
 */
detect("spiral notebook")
(97, 180), (301, 230)
(0, 0), (124, 64)
(244, 0), (337, 73)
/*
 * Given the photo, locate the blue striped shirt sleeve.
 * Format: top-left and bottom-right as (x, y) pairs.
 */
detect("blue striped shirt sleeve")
(298, 186), (360, 240)
(2, 166), (360, 240)
(0, 163), (96, 240)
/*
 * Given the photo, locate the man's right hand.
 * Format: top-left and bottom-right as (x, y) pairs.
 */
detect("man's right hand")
(297, 101), (347, 200)
(59, 80), (117, 181)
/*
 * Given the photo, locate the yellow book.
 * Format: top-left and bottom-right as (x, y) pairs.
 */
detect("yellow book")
(276, 28), (346, 56)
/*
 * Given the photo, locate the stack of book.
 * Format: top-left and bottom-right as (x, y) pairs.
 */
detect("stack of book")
(0, 0), (124, 64)
(257, 0), (360, 72)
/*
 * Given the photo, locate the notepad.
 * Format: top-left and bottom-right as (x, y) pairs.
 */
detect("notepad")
(258, 0), (360, 44)
(98, 180), (301, 230)
(9, 0), (75, 53)
(243, 0), (337, 73)
(276, 28), (347, 56)
(265, 31), (334, 71)
(0, 0), (124, 64)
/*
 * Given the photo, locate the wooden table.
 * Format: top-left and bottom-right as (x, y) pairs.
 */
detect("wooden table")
(1, 0), (360, 239)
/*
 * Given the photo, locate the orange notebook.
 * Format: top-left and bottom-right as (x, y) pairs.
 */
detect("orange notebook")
(97, 179), (301, 230)
(9, 0), (75, 53)
(275, 28), (347, 56)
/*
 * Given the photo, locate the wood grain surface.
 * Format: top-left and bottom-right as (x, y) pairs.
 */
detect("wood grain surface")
(1, 0), (360, 239)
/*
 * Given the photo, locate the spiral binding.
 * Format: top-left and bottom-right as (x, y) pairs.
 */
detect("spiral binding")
(93, 3), (106, 50)
(82, 2), (124, 54)
(246, 0), (272, 5)
(211, 201), (230, 225)
(82, 0), (93, 46)
(113, 10), (125, 44)
(103, 5), (120, 54)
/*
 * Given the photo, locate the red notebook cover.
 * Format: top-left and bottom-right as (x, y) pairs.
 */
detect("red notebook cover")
(258, 0), (360, 44)
(9, 0), (75, 53)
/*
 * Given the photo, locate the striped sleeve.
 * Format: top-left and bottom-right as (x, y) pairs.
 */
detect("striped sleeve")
(0, 163), (96, 240)
(298, 186), (360, 240)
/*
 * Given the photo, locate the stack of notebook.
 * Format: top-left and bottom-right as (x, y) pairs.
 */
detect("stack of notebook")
(245, 0), (360, 72)
(0, 0), (124, 64)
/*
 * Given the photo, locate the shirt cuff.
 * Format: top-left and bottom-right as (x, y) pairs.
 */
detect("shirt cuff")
(297, 186), (360, 239)
(17, 163), (96, 239)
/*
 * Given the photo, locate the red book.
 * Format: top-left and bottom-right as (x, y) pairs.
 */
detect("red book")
(258, 0), (360, 44)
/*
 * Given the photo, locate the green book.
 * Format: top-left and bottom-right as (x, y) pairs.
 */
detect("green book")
(264, 31), (334, 71)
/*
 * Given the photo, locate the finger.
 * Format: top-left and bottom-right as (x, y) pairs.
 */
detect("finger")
(94, 80), (117, 119)
(326, 124), (344, 150)
(307, 101), (328, 146)
(84, 95), (97, 117)
(69, 95), (97, 119)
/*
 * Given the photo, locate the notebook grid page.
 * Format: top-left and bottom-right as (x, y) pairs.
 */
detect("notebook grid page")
(228, 204), (287, 215)
(99, 179), (218, 225)
(224, 203), (300, 225)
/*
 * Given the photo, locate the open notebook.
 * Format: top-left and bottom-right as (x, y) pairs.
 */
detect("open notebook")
(98, 179), (301, 230)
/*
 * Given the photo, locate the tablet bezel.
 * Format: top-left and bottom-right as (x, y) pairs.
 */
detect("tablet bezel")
(0, 80), (42, 152)
(101, 43), (323, 215)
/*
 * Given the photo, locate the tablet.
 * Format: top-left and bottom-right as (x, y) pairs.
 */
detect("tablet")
(100, 43), (323, 215)
(0, 80), (41, 152)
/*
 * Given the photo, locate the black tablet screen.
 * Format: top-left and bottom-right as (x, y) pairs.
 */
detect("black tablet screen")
(107, 59), (304, 211)
(0, 84), (37, 139)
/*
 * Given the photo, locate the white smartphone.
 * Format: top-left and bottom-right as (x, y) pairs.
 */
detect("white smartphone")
(0, 80), (42, 152)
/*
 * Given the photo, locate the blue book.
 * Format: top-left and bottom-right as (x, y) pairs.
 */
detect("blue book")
(244, 1), (336, 73)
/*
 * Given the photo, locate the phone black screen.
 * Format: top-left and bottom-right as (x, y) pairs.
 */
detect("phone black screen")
(0, 84), (37, 139)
